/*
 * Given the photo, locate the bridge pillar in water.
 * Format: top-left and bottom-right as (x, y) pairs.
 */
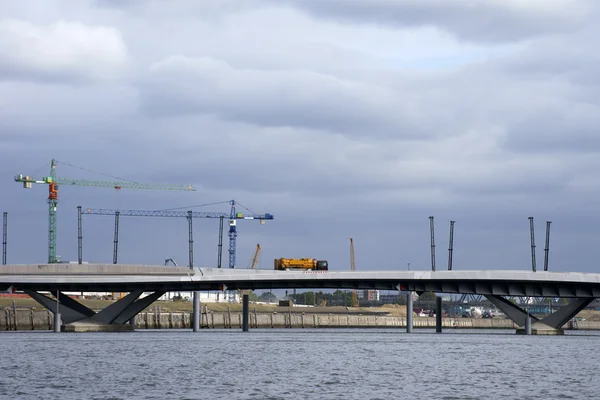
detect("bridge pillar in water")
(54, 312), (61, 333)
(524, 314), (532, 335)
(193, 291), (200, 332)
(242, 293), (249, 332)
(406, 292), (413, 333)
(436, 296), (442, 333)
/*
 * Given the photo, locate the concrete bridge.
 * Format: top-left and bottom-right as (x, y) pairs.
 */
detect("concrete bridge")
(2, 263), (600, 335)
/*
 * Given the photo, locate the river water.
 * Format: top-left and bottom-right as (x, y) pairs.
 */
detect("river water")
(0, 329), (597, 399)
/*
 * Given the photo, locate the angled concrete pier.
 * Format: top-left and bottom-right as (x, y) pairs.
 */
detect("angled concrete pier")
(25, 289), (165, 332)
(487, 295), (594, 335)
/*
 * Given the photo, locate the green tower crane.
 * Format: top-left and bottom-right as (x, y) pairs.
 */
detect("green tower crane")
(15, 159), (196, 263)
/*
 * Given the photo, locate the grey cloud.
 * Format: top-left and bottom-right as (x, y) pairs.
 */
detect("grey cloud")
(92, 0), (263, 19)
(115, 124), (571, 217)
(491, 33), (600, 105)
(277, 0), (591, 43)
(3, 0), (600, 272)
(138, 55), (432, 140)
(502, 107), (600, 154)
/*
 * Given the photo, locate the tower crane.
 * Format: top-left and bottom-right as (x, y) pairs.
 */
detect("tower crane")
(228, 200), (272, 268)
(82, 202), (273, 268)
(15, 159), (196, 263)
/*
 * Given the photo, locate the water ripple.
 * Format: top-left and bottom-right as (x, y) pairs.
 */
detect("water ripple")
(0, 329), (598, 399)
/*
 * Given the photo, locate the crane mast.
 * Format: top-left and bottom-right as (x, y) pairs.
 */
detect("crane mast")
(228, 200), (270, 269)
(48, 160), (58, 263)
(15, 159), (196, 263)
(229, 200), (237, 269)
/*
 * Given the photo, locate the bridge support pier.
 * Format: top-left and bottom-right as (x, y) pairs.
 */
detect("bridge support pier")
(436, 296), (442, 333)
(406, 292), (413, 333)
(242, 293), (249, 332)
(25, 289), (165, 332)
(54, 312), (61, 333)
(524, 314), (532, 335)
(193, 291), (200, 332)
(485, 295), (595, 335)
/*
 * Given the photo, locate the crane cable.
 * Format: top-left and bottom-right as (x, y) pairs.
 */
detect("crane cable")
(55, 159), (137, 183)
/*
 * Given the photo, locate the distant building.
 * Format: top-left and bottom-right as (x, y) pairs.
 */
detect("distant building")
(158, 291), (240, 303)
(362, 290), (379, 301)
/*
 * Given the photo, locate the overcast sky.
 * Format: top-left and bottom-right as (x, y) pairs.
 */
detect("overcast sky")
(1, 0), (599, 273)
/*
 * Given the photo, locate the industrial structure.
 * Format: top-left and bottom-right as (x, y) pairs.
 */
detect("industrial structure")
(544, 221), (552, 272)
(447, 221), (455, 271)
(429, 216), (436, 271)
(529, 216), (537, 272)
(2, 212), (6, 265)
(526, 217), (552, 273)
(248, 244), (261, 269)
(350, 238), (358, 306)
(14, 159), (195, 263)
(82, 200), (273, 269)
(519, 217), (554, 308)
(430, 216), (478, 303)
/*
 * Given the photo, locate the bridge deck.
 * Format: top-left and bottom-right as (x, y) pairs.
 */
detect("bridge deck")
(1, 264), (600, 297)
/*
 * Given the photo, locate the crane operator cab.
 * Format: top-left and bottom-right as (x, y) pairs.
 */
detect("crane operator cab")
(315, 260), (328, 270)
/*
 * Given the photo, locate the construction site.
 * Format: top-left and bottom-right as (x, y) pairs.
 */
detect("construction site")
(3, 159), (600, 327)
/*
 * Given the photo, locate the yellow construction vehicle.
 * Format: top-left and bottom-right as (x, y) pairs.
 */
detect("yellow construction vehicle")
(274, 258), (328, 271)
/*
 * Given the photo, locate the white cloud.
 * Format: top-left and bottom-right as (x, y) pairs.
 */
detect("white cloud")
(0, 19), (129, 82)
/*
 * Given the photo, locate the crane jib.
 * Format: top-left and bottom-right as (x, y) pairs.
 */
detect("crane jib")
(14, 160), (196, 264)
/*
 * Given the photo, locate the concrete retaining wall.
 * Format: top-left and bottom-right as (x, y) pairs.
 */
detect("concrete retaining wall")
(2, 308), (54, 331)
(2, 307), (597, 331)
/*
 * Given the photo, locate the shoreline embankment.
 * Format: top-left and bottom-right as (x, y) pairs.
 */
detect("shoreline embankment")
(2, 306), (596, 331)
